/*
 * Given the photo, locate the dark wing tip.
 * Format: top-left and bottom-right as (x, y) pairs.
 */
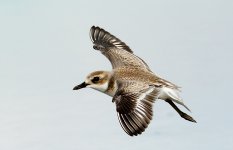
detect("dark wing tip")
(114, 87), (158, 136)
(117, 111), (152, 136)
(90, 26), (133, 53)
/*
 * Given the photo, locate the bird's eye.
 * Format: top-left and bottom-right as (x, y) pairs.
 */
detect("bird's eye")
(93, 45), (99, 50)
(91, 77), (100, 83)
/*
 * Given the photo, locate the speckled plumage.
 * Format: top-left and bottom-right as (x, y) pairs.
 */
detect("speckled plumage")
(73, 26), (196, 136)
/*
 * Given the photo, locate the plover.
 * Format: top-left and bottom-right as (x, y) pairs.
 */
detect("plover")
(73, 26), (196, 136)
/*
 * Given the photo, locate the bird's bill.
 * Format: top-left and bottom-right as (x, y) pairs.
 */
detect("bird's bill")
(73, 82), (89, 90)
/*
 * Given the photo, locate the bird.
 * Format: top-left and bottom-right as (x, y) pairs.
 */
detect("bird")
(73, 26), (196, 136)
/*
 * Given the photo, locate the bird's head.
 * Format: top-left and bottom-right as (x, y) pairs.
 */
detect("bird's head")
(73, 71), (111, 92)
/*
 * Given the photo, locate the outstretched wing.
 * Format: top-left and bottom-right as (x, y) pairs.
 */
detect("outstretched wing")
(90, 26), (151, 71)
(112, 81), (160, 136)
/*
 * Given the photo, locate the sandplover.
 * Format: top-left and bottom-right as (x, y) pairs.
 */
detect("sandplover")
(73, 26), (196, 136)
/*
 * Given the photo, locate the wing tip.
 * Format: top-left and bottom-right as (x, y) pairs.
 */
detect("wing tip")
(117, 112), (146, 136)
(89, 25), (133, 53)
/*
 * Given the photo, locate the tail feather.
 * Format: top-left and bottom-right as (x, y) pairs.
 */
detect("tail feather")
(158, 87), (191, 111)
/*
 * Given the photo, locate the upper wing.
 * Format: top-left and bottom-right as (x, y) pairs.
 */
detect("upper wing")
(90, 26), (151, 71)
(112, 81), (160, 136)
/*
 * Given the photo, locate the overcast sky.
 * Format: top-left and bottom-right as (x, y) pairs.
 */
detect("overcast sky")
(0, 0), (233, 150)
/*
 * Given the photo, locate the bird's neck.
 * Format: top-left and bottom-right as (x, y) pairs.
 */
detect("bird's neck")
(104, 76), (117, 97)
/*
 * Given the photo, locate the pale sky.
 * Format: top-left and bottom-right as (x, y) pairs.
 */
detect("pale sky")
(0, 0), (233, 150)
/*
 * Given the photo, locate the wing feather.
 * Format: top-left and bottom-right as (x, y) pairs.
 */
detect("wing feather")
(113, 81), (160, 136)
(90, 26), (151, 71)
(90, 26), (132, 53)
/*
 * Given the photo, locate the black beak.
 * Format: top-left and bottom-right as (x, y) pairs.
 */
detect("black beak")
(73, 82), (88, 90)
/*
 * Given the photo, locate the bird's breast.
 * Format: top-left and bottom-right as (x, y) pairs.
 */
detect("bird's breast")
(105, 77), (118, 97)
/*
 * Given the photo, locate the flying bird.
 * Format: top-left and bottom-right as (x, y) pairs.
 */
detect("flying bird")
(73, 26), (196, 136)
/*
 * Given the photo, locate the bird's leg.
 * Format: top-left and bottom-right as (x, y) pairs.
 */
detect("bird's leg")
(165, 99), (197, 123)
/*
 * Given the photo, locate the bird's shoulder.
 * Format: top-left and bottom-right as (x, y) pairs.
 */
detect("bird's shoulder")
(112, 67), (179, 89)
(112, 67), (157, 83)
